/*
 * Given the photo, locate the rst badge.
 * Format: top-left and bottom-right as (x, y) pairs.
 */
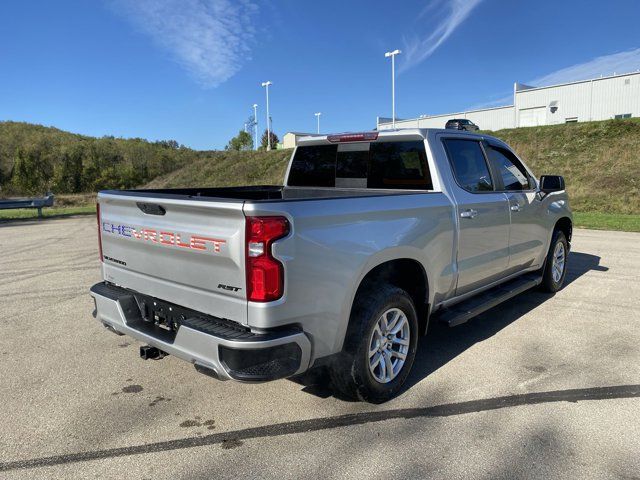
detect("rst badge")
(101, 222), (226, 253)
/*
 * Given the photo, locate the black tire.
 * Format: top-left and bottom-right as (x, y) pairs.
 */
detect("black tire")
(539, 229), (569, 293)
(330, 284), (419, 403)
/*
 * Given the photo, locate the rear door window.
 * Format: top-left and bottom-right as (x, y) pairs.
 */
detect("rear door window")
(443, 139), (494, 192)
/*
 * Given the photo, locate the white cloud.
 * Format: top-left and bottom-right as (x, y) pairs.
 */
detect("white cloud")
(529, 48), (640, 87)
(399, 0), (483, 74)
(109, 0), (259, 87)
(467, 94), (513, 111)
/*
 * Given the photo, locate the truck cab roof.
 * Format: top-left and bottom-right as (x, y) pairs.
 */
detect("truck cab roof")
(295, 128), (501, 147)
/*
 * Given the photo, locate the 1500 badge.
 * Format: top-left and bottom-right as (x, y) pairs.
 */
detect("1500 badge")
(102, 222), (226, 253)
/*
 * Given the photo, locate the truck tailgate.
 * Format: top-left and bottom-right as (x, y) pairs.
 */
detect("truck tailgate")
(98, 193), (247, 324)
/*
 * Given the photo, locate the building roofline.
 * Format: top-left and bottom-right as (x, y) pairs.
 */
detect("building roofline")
(378, 70), (640, 127)
(382, 104), (513, 126)
(516, 70), (640, 93)
(431, 104), (513, 115)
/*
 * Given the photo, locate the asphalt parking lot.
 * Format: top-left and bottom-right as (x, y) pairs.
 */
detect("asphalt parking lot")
(0, 216), (638, 479)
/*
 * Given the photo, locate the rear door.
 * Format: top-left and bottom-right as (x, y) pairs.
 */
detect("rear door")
(98, 193), (248, 324)
(441, 137), (511, 296)
(485, 143), (547, 270)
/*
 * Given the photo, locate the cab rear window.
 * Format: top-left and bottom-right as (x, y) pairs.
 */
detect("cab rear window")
(287, 141), (433, 190)
(287, 144), (337, 187)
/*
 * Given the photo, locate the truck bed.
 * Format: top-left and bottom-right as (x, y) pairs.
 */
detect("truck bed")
(96, 183), (437, 328)
(101, 185), (414, 202)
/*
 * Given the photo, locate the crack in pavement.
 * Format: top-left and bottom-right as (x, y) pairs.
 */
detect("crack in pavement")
(1, 384), (638, 472)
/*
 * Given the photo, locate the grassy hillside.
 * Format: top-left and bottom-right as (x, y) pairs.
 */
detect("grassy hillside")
(0, 121), (198, 197)
(488, 118), (640, 215)
(2, 119), (639, 225)
(144, 149), (291, 189)
(147, 118), (640, 216)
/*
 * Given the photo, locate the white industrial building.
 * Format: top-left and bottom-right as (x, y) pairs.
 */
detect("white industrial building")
(377, 71), (640, 131)
(282, 132), (318, 149)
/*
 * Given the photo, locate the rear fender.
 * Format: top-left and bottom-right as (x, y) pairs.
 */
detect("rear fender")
(334, 247), (431, 353)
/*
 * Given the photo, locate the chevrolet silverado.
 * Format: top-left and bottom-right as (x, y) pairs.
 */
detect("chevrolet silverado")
(91, 129), (571, 403)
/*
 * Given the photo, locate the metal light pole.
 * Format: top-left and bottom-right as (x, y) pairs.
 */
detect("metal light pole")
(314, 112), (321, 134)
(261, 81), (272, 150)
(252, 103), (258, 150)
(384, 49), (401, 128)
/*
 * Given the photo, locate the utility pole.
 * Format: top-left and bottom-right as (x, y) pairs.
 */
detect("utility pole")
(253, 103), (258, 150)
(261, 81), (272, 150)
(384, 49), (401, 128)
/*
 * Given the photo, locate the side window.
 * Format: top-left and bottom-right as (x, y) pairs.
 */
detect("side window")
(443, 139), (494, 192)
(486, 146), (532, 191)
(368, 141), (433, 190)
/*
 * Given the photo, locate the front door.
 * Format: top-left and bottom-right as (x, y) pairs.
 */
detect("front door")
(442, 138), (511, 296)
(485, 143), (548, 270)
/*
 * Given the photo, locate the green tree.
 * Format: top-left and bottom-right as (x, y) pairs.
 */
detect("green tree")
(0, 121), (198, 196)
(11, 147), (52, 195)
(155, 139), (180, 149)
(52, 144), (84, 193)
(226, 130), (254, 151)
(260, 129), (279, 150)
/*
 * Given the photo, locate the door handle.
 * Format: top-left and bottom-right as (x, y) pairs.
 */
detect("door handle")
(510, 204), (521, 212)
(460, 209), (478, 219)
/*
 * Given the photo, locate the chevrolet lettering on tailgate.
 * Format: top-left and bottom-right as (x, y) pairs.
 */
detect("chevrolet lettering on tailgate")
(101, 222), (226, 253)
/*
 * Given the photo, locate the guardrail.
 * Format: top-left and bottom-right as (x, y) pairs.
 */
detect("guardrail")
(0, 193), (55, 218)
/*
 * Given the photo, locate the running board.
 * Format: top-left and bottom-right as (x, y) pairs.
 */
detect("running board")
(436, 273), (543, 327)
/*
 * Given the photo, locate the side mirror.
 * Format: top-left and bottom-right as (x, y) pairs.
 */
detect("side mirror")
(539, 175), (565, 194)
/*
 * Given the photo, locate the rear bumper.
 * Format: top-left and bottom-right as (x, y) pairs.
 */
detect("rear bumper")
(90, 282), (311, 382)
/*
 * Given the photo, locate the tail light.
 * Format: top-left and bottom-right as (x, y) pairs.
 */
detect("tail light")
(245, 216), (289, 302)
(97, 202), (103, 262)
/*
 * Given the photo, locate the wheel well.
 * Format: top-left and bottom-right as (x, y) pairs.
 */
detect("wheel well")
(354, 259), (430, 336)
(555, 217), (573, 244)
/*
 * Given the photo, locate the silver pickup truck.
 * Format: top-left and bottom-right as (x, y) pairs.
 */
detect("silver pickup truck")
(91, 129), (571, 403)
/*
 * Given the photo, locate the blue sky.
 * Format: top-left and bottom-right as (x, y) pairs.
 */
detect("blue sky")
(2, 0), (640, 150)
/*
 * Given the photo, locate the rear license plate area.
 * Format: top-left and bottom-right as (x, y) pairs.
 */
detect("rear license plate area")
(125, 289), (250, 344)
(134, 295), (188, 333)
